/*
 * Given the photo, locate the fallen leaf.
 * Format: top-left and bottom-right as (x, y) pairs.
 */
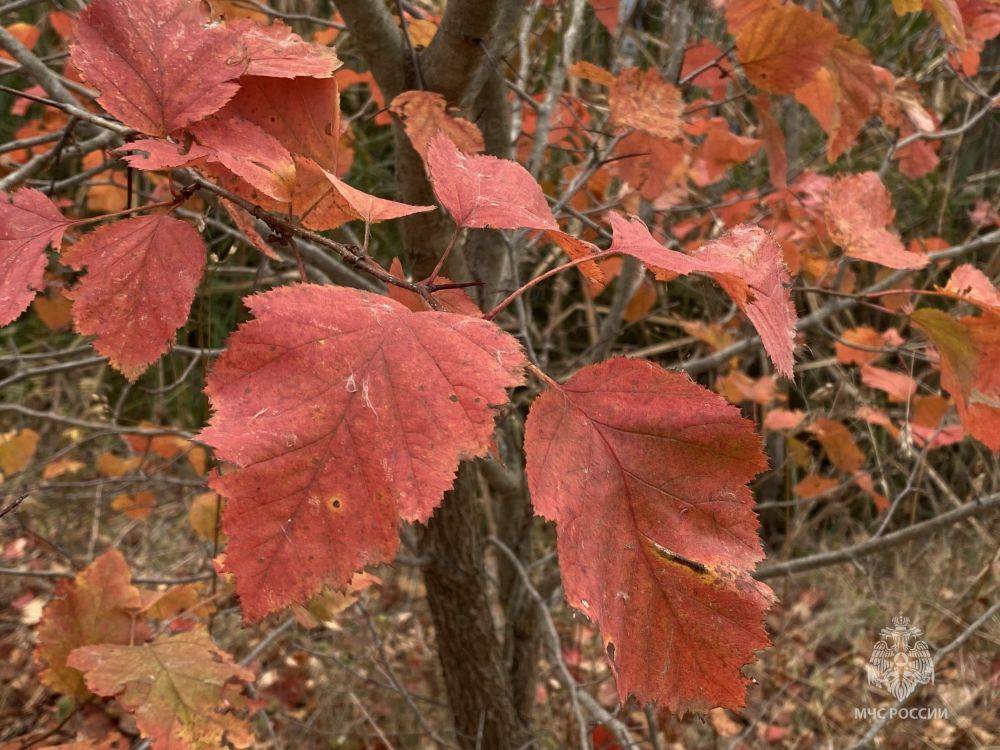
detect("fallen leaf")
(67, 627), (254, 750)
(35, 550), (143, 697)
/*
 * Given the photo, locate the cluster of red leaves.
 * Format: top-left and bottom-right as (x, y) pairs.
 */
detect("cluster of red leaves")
(2, 0), (999, 737)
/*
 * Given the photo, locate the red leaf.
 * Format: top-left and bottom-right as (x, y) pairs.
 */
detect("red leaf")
(231, 18), (341, 79)
(63, 215), (206, 380)
(188, 115), (296, 202)
(221, 76), (342, 173)
(386, 258), (481, 316)
(390, 90), (484, 160)
(219, 198), (281, 260)
(524, 358), (773, 712)
(200, 285), (525, 620)
(824, 172), (929, 269)
(943, 264), (1000, 312)
(117, 139), (213, 170)
(860, 364), (918, 402)
(609, 214), (797, 377)
(735, 5), (838, 94)
(291, 158), (433, 225)
(70, 0), (245, 136)
(425, 132), (558, 231)
(1, 189), (71, 326)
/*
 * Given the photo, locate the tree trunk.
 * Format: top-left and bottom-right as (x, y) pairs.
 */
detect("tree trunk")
(420, 465), (533, 749)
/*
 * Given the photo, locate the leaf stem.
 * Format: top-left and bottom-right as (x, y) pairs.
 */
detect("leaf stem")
(484, 249), (617, 321)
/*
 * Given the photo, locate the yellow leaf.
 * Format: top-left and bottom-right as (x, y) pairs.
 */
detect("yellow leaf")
(0, 429), (40, 475)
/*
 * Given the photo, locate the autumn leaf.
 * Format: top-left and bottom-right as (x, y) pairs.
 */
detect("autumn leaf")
(1, 189), (72, 326)
(111, 491), (157, 521)
(425, 132), (558, 231)
(117, 140), (214, 171)
(200, 285), (525, 620)
(824, 172), (929, 269)
(942, 264), (1000, 312)
(291, 157), (433, 227)
(230, 18), (341, 79)
(860, 365), (918, 402)
(187, 116), (297, 202)
(70, 0), (246, 136)
(763, 409), (806, 432)
(63, 215), (206, 380)
(692, 119), (763, 185)
(386, 258), (481, 316)
(609, 67), (683, 139)
(524, 358), (774, 712)
(735, 5), (838, 94)
(794, 36), (880, 162)
(35, 550), (143, 698)
(834, 326), (886, 365)
(545, 231), (608, 295)
(808, 418), (864, 473)
(912, 308), (1000, 451)
(220, 76), (342, 174)
(608, 214), (797, 377)
(390, 90), (484, 159)
(753, 95), (788, 189)
(188, 492), (224, 543)
(32, 290), (73, 331)
(219, 198), (281, 260)
(67, 627), (254, 750)
(0, 428), (39, 475)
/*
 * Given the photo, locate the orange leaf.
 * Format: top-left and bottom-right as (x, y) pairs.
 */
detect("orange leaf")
(824, 172), (929, 269)
(609, 67), (683, 139)
(808, 418), (864, 473)
(67, 627), (254, 750)
(735, 5), (838, 94)
(35, 550), (144, 697)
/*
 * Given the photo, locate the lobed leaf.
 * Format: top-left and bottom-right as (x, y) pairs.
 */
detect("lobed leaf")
(200, 285), (525, 620)
(67, 627), (254, 750)
(63, 214), (206, 380)
(0, 189), (71, 326)
(524, 358), (774, 712)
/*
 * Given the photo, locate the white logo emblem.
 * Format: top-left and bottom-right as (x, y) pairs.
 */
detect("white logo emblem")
(866, 614), (934, 700)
